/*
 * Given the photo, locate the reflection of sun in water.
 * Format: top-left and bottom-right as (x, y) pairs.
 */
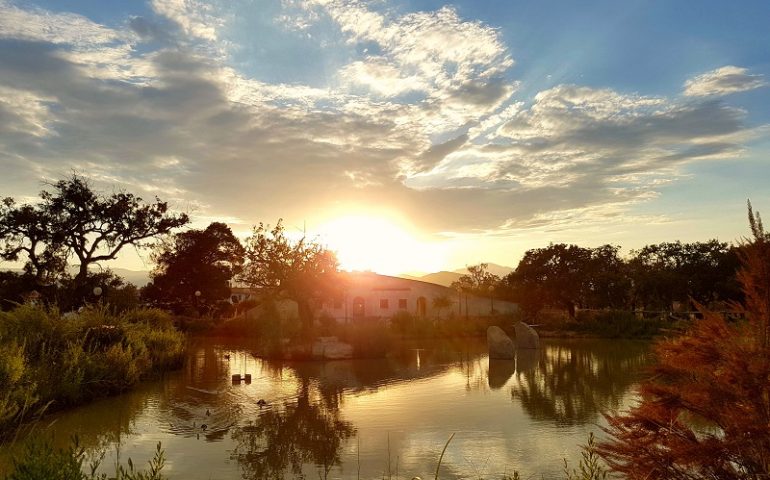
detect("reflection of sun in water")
(316, 215), (446, 275)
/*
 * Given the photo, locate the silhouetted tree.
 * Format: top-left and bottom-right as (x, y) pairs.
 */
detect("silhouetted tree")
(0, 175), (189, 290)
(453, 263), (499, 295)
(503, 244), (594, 318)
(629, 240), (740, 310)
(597, 203), (770, 479)
(143, 222), (244, 310)
(432, 293), (453, 319)
(238, 220), (340, 332)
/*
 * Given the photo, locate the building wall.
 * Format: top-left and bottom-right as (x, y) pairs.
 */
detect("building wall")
(319, 272), (518, 321)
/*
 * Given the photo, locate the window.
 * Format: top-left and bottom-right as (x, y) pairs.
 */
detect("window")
(398, 299), (407, 309)
(380, 299), (389, 309)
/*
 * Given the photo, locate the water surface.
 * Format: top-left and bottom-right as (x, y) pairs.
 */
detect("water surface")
(1, 337), (650, 479)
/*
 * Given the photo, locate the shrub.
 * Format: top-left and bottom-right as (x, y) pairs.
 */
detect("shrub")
(338, 320), (392, 358)
(569, 310), (665, 338)
(389, 311), (415, 335)
(0, 305), (185, 436)
(7, 435), (167, 480)
(597, 205), (770, 479)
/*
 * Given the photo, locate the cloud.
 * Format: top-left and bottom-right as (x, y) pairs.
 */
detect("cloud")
(0, 0), (128, 47)
(684, 65), (766, 97)
(150, 0), (221, 42)
(0, 0), (765, 239)
(338, 57), (428, 96)
(307, 0), (516, 121)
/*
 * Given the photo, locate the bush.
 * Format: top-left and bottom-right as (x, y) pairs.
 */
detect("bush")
(7, 435), (167, 480)
(568, 310), (665, 338)
(338, 320), (392, 358)
(597, 205), (770, 479)
(389, 311), (415, 335)
(0, 305), (185, 436)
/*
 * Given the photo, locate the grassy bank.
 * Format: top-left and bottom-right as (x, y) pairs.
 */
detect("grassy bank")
(3, 437), (167, 480)
(3, 432), (608, 480)
(0, 305), (185, 437)
(211, 302), (522, 358)
(525, 309), (670, 339)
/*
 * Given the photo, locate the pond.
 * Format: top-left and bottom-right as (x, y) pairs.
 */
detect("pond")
(1, 337), (651, 479)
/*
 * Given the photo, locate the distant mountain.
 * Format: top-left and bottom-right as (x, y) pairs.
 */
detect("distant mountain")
(454, 262), (514, 278)
(395, 270), (464, 287)
(396, 263), (515, 287)
(110, 268), (151, 286)
(1, 266), (151, 286)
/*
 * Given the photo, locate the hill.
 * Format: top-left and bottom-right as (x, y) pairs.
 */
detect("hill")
(1, 267), (151, 286)
(454, 262), (514, 278)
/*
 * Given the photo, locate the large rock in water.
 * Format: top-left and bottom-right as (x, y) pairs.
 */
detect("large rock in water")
(514, 321), (540, 349)
(311, 336), (354, 360)
(487, 326), (515, 359)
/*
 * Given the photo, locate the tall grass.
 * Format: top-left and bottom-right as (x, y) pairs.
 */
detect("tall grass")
(5, 436), (166, 480)
(0, 305), (185, 437)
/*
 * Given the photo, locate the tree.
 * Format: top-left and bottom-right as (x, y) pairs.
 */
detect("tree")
(238, 220), (341, 332)
(597, 203), (770, 479)
(460, 263), (500, 294)
(0, 175), (189, 289)
(629, 240), (740, 310)
(503, 244), (594, 318)
(0, 199), (66, 285)
(432, 293), (453, 319)
(143, 222), (244, 310)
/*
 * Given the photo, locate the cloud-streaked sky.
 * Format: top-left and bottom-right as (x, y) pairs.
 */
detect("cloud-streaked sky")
(1, 0), (769, 273)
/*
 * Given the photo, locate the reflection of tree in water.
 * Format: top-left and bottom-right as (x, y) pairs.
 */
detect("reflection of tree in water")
(231, 381), (355, 480)
(511, 341), (650, 425)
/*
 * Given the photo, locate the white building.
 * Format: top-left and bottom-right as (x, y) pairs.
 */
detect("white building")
(318, 272), (518, 321)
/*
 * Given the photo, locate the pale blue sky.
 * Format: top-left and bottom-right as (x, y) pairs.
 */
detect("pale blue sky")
(1, 0), (768, 272)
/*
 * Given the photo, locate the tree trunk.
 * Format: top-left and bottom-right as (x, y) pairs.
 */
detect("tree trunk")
(296, 298), (314, 334)
(74, 262), (89, 289)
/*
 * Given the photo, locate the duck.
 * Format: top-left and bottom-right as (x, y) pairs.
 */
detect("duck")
(201, 424), (208, 431)
(257, 399), (267, 408)
(205, 409), (211, 416)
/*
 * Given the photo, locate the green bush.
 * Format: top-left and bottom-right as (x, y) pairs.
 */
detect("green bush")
(6, 436), (167, 480)
(568, 310), (665, 338)
(389, 311), (415, 335)
(0, 305), (185, 436)
(338, 320), (392, 358)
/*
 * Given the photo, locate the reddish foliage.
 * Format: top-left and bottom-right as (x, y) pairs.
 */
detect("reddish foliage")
(597, 204), (770, 479)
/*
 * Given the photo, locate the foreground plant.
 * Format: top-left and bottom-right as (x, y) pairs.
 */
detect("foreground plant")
(597, 203), (770, 479)
(0, 305), (185, 436)
(5, 437), (166, 480)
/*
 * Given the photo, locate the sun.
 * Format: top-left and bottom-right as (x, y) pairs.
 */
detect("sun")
(315, 215), (446, 275)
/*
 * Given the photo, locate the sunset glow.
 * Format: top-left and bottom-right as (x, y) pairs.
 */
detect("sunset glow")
(316, 215), (446, 275)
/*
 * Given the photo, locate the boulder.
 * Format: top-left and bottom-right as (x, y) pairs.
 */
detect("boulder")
(487, 326), (515, 359)
(312, 336), (354, 360)
(514, 321), (540, 349)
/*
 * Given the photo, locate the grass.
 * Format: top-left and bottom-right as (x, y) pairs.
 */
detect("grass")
(4, 436), (166, 480)
(0, 304), (185, 438)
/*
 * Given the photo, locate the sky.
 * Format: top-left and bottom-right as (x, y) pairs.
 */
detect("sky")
(0, 0), (769, 275)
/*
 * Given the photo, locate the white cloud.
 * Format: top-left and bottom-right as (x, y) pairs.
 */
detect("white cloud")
(150, 0), (221, 41)
(684, 65), (766, 97)
(0, 0), (129, 47)
(0, 85), (55, 138)
(339, 57), (428, 96)
(0, 0), (766, 237)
